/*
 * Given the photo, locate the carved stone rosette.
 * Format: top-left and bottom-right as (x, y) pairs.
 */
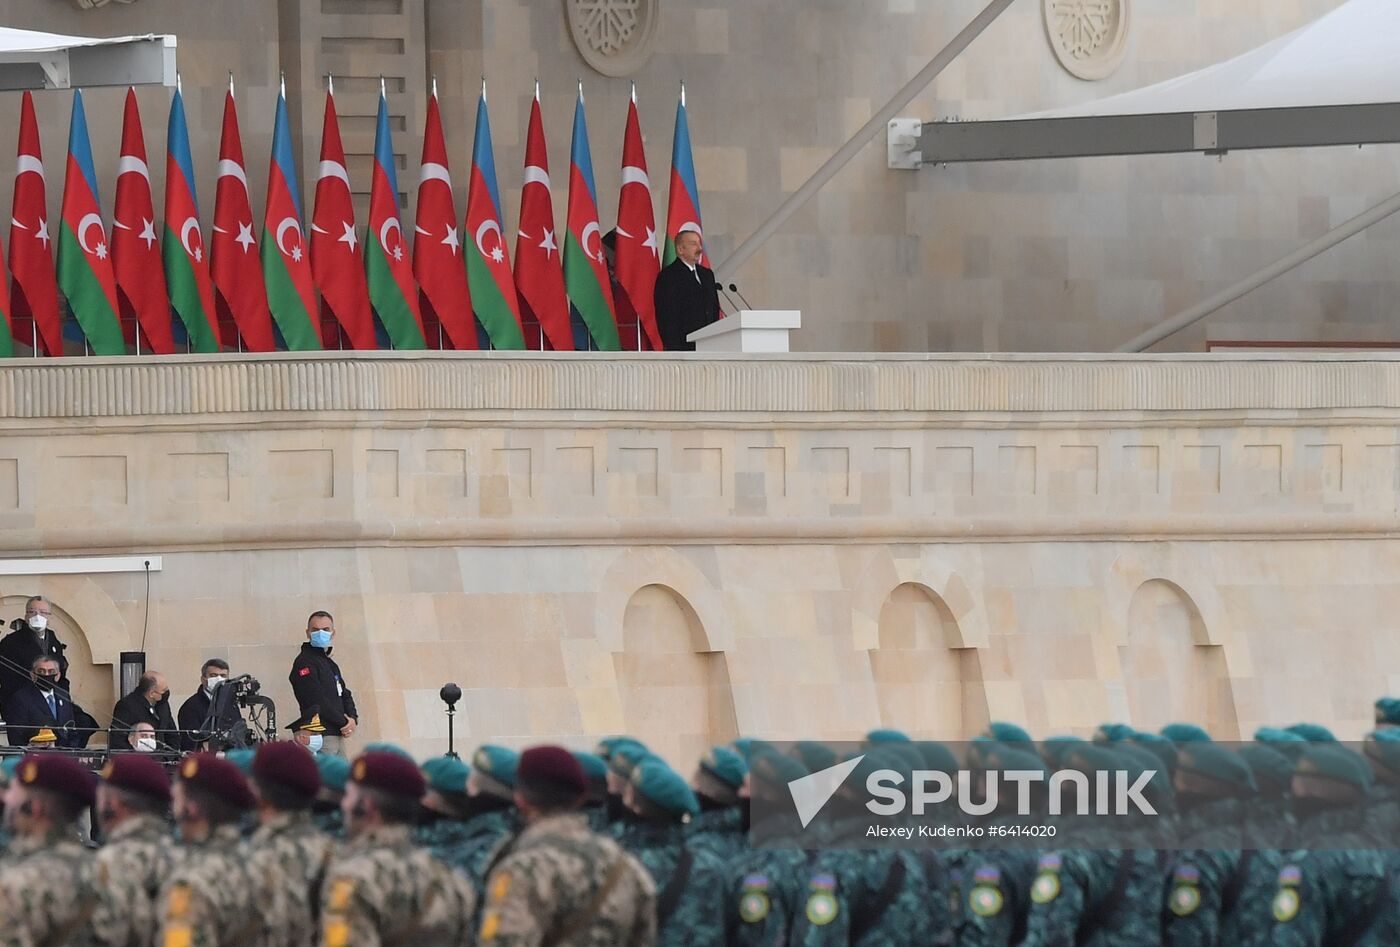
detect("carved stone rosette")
(565, 0), (660, 78)
(1044, 0), (1130, 81)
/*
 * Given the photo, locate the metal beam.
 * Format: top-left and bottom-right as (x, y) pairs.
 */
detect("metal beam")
(1116, 189), (1400, 352)
(920, 102), (1400, 163)
(0, 34), (174, 91)
(715, 0), (1018, 283)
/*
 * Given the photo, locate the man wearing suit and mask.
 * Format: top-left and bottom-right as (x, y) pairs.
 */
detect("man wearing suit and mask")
(0, 595), (69, 710)
(3, 655), (90, 748)
(654, 229), (721, 351)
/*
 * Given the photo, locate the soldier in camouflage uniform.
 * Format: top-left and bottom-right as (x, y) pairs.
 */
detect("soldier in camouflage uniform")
(724, 750), (809, 945)
(1262, 744), (1388, 946)
(155, 752), (261, 947)
(437, 744), (519, 889)
(479, 745), (656, 945)
(1021, 745), (1169, 947)
(615, 756), (726, 945)
(0, 753), (100, 947)
(574, 750), (612, 834)
(686, 746), (747, 863)
(319, 750), (476, 946)
(1362, 729), (1400, 943)
(91, 754), (179, 947)
(0, 756), (19, 860)
(245, 741), (335, 947)
(414, 755), (474, 863)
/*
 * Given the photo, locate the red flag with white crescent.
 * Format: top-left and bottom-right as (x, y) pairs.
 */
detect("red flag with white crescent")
(513, 94), (572, 350)
(311, 86), (377, 350)
(211, 82), (275, 352)
(413, 87), (476, 349)
(614, 96), (662, 352)
(9, 91), (63, 355)
(112, 88), (174, 354)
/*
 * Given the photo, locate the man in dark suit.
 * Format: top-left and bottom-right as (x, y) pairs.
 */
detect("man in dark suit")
(111, 670), (175, 742)
(0, 595), (69, 709)
(3, 655), (89, 748)
(176, 657), (232, 751)
(654, 229), (721, 351)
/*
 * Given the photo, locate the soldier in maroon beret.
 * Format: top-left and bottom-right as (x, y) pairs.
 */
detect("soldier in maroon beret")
(245, 740), (332, 946)
(318, 751), (477, 945)
(154, 754), (259, 946)
(93, 754), (177, 946)
(0, 754), (101, 943)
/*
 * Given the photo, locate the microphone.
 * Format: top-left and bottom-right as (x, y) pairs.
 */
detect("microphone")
(716, 284), (742, 313)
(728, 283), (755, 309)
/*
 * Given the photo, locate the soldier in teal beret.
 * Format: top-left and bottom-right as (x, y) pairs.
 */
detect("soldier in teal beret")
(1237, 743), (1294, 850)
(1093, 723), (1137, 744)
(688, 746), (747, 862)
(1129, 731), (1179, 776)
(415, 755), (473, 862)
(915, 740), (960, 775)
(362, 741), (416, 760)
(793, 740), (837, 774)
(985, 721), (1034, 745)
(1375, 697), (1400, 730)
(725, 752), (810, 945)
(1362, 730), (1400, 942)
(1256, 745), (1386, 945)
(1039, 735), (1087, 769)
(572, 750), (610, 833)
(616, 758), (725, 946)
(1283, 723), (1336, 744)
(1161, 723), (1213, 744)
(864, 728), (911, 746)
(432, 744), (519, 888)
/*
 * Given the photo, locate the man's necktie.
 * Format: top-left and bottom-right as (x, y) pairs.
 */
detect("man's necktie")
(46, 693), (56, 718)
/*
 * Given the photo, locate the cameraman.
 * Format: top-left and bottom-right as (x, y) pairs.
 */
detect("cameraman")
(176, 659), (230, 751)
(289, 611), (357, 757)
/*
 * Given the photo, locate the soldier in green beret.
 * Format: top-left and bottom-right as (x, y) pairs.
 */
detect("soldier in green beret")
(573, 750), (611, 833)
(1362, 730), (1400, 943)
(416, 754), (474, 860)
(444, 744), (520, 889)
(687, 746), (747, 862)
(1261, 745), (1387, 945)
(312, 754), (350, 838)
(1374, 697), (1400, 731)
(616, 756), (727, 945)
(725, 751), (809, 945)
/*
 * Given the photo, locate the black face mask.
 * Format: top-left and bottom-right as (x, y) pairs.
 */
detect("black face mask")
(459, 793), (511, 820)
(606, 793), (629, 823)
(35, 677), (55, 692)
(417, 806), (443, 827)
(696, 793), (733, 813)
(739, 797), (752, 832)
(1291, 795), (1342, 823)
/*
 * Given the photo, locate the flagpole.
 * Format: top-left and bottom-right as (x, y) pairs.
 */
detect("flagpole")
(30, 320), (36, 355)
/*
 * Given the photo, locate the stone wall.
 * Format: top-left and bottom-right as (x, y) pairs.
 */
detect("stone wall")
(4, 352), (1400, 762)
(0, 1), (1393, 354)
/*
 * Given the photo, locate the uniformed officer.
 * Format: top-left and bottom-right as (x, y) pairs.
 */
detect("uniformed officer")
(617, 756), (726, 945)
(246, 740), (334, 947)
(155, 752), (261, 946)
(415, 754), (473, 861)
(439, 744), (519, 888)
(1264, 744), (1387, 946)
(604, 740), (651, 837)
(478, 744), (656, 945)
(91, 754), (178, 947)
(1374, 697), (1400, 731)
(320, 750), (476, 946)
(686, 746), (747, 862)
(312, 754), (350, 838)
(725, 750), (809, 946)
(574, 751), (612, 833)
(1361, 730), (1400, 943)
(0, 753), (99, 946)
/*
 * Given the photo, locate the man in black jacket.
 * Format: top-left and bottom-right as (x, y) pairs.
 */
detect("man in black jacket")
(653, 229), (721, 351)
(3, 655), (89, 748)
(176, 658), (231, 751)
(0, 595), (69, 709)
(289, 610), (358, 757)
(111, 670), (175, 741)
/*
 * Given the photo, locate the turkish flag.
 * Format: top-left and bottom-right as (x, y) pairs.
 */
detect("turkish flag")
(614, 97), (662, 352)
(112, 88), (174, 354)
(310, 86), (376, 350)
(513, 95), (572, 350)
(211, 83), (275, 352)
(413, 88), (476, 350)
(9, 90), (63, 356)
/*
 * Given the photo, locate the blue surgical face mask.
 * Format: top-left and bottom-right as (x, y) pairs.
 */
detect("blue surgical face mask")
(307, 734), (324, 754)
(309, 630), (333, 649)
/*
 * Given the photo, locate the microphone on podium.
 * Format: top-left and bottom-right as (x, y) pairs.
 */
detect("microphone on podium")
(728, 282), (756, 309)
(717, 284), (742, 312)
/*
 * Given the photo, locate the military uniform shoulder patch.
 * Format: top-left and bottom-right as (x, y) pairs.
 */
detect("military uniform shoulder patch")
(480, 910), (501, 942)
(1169, 883), (1201, 917)
(806, 873), (838, 926)
(166, 883), (192, 920)
(739, 873), (771, 924)
(1031, 854), (1062, 904)
(1272, 865), (1302, 923)
(327, 877), (355, 912)
(490, 871), (512, 903)
(970, 884), (1004, 917)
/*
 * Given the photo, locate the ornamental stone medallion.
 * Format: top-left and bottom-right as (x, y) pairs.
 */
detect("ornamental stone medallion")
(1044, 0), (1130, 81)
(71, 0), (139, 8)
(566, 0), (660, 78)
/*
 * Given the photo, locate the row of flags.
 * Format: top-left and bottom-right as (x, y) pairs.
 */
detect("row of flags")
(0, 78), (708, 357)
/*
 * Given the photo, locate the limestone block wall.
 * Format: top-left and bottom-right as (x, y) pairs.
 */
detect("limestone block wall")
(4, 352), (1400, 762)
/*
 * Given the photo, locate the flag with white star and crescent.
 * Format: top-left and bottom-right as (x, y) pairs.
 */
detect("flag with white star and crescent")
(513, 90), (572, 351)
(464, 87), (526, 349)
(365, 86), (426, 350)
(163, 86), (223, 354)
(564, 85), (620, 351)
(614, 93), (663, 352)
(56, 89), (124, 356)
(413, 85), (476, 350)
(261, 85), (321, 350)
(212, 80), (275, 352)
(311, 84), (377, 350)
(113, 88), (173, 354)
(9, 90), (62, 356)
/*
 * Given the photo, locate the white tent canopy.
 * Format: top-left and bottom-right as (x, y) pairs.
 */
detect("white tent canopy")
(0, 26), (175, 91)
(919, 0), (1400, 163)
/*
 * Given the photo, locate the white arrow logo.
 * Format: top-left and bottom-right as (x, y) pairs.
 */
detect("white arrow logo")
(788, 754), (863, 829)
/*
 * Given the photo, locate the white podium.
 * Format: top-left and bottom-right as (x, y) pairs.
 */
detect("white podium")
(687, 310), (801, 353)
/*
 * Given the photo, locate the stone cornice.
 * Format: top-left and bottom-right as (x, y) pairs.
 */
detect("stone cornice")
(4, 351), (1400, 420)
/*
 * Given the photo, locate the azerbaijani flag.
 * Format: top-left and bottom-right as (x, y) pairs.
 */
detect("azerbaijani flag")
(364, 86), (426, 350)
(56, 89), (124, 356)
(663, 84), (707, 267)
(563, 85), (620, 351)
(163, 85), (223, 353)
(463, 86), (526, 350)
(261, 83), (321, 350)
